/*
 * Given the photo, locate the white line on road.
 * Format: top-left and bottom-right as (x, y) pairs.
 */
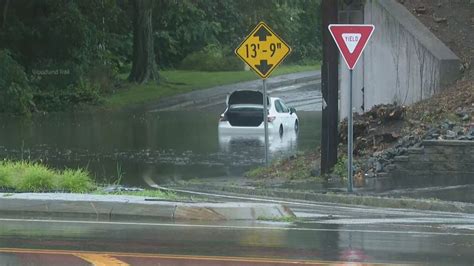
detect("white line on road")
(313, 217), (474, 225)
(1, 218), (474, 237)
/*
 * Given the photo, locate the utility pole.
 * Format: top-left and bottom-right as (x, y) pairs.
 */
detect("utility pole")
(321, 0), (339, 174)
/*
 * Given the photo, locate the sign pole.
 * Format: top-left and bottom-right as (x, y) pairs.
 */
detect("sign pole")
(348, 69), (353, 193)
(263, 79), (269, 166)
(234, 22), (292, 166)
(328, 24), (374, 192)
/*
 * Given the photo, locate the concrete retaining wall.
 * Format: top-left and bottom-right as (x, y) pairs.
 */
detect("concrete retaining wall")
(340, 0), (460, 119)
(378, 140), (474, 191)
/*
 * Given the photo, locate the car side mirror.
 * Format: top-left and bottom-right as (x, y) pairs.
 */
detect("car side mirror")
(290, 107), (296, 114)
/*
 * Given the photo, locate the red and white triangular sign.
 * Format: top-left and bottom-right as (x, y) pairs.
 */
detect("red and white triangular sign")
(328, 24), (375, 70)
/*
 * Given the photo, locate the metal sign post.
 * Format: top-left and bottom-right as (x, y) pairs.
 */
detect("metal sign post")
(348, 69), (353, 192)
(328, 24), (374, 192)
(234, 22), (291, 166)
(263, 79), (269, 165)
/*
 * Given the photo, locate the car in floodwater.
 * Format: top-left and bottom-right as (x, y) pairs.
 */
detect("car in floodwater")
(218, 90), (299, 136)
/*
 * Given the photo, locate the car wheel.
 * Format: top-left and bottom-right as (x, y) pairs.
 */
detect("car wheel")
(294, 120), (299, 133)
(279, 124), (284, 136)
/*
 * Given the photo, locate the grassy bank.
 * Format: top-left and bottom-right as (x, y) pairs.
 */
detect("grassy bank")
(245, 151), (321, 180)
(0, 160), (178, 199)
(106, 64), (320, 109)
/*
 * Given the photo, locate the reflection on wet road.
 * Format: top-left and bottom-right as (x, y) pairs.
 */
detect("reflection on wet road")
(0, 83), (322, 187)
(1, 202), (474, 265)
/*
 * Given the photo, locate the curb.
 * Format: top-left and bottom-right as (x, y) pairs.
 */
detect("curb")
(169, 183), (474, 214)
(0, 193), (294, 221)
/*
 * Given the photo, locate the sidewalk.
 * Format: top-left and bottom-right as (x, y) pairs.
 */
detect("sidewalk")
(146, 70), (321, 111)
(168, 182), (474, 214)
(0, 193), (294, 221)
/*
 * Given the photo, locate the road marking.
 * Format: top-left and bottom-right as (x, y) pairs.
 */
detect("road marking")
(0, 247), (392, 265)
(1, 217), (474, 237)
(314, 217), (474, 225)
(74, 253), (129, 266)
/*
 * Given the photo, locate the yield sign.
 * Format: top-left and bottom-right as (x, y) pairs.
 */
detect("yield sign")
(328, 24), (375, 70)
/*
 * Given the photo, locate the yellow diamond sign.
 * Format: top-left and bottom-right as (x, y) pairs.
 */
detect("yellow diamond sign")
(235, 22), (291, 79)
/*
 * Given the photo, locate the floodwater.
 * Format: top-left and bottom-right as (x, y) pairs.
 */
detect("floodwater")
(0, 109), (321, 187)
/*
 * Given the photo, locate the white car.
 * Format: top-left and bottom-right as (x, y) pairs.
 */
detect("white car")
(218, 90), (299, 136)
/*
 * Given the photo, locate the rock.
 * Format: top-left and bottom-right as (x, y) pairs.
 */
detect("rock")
(398, 147), (408, 155)
(372, 151), (383, 157)
(455, 107), (467, 117)
(414, 6), (427, 14)
(367, 158), (376, 168)
(433, 14), (447, 23)
(365, 171), (376, 178)
(310, 168), (321, 177)
(442, 120), (456, 130)
(453, 126), (465, 135)
(446, 130), (457, 139)
(102, 185), (144, 193)
(375, 161), (384, 173)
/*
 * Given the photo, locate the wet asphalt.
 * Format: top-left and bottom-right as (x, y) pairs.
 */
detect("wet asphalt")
(1, 199), (474, 265)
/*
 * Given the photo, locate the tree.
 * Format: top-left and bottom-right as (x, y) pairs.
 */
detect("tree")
(2, 0), (9, 29)
(128, 0), (159, 83)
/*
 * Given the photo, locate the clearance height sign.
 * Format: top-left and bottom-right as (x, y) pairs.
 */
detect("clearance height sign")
(235, 22), (291, 79)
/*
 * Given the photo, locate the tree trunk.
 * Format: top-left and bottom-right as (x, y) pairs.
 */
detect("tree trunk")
(2, 0), (10, 29)
(128, 0), (159, 83)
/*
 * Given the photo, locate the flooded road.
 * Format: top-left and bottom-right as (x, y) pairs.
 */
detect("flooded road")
(0, 84), (322, 187)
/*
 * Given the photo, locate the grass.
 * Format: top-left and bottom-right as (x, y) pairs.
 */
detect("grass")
(0, 160), (185, 201)
(92, 188), (182, 201)
(106, 64), (320, 109)
(257, 215), (298, 223)
(245, 151), (320, 180)
(0, 160), (96, 193)
(331, 156), (348, 181)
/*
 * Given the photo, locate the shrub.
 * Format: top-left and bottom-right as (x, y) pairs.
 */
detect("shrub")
(180, 45), (242, 72)
(15, 163), (56, 192)
(0, 50), (33, 114)
(86, 64), (118, 94)
(29, 60), (103, 111)
(60, 169), (96, 193)
(0, 161), (96, 193)
(0, 163), (13, 190)
(32, 78), (102, 111)
(331, 156), (348, 180)
(74, 78), (102, 105)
